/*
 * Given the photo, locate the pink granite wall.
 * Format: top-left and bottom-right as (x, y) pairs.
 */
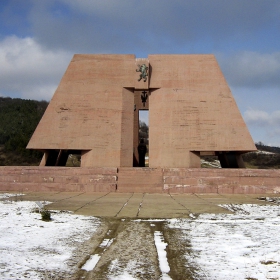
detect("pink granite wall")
(27, 54), (136, 167)
(148, 54), (256, 168)
(27, 54), (256, 169)
(162, 168), (280, 194)
(0, 167), (279, 194)
(0, 167), (117, 192)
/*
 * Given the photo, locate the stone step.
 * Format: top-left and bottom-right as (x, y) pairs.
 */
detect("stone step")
(117, 184), (164, 193)
(117, 168), (163, 193)
(0, 182), (116, 192)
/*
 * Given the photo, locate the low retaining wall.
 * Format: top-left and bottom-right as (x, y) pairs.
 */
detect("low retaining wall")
(162, 168), (280, 194)
(0, 167), (117, 192)
(0, 166), (279, 194)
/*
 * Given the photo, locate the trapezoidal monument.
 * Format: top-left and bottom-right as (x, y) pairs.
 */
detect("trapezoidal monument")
(27, 54), (256, 168)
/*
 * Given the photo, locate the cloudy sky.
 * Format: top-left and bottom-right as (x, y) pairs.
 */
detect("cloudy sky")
(0, 0), (280, 146)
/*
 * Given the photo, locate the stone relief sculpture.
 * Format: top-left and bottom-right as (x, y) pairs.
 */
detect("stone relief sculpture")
(136, 64), (149, 82)
(141, 90), (148, 107)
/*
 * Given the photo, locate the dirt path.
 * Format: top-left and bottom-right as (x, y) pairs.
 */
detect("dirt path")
(58, 218), (197, 280)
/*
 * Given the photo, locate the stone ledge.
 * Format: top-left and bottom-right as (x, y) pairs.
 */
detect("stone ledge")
(0, 167), (279, 194)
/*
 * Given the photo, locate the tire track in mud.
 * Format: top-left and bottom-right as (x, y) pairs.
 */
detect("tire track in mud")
(88, 219), (161, 279)
(69, 218), (201, 280)
(164, 223), (200, 280)
(70, 218), (118, 280)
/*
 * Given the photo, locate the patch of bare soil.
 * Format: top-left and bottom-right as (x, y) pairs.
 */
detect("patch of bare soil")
(164, 225), (199, 280)
(37, 218), (199, 280)
(75, 218), (161, 279)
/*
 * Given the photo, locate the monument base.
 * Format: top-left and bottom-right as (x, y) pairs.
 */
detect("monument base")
(0, 167), (279, 194)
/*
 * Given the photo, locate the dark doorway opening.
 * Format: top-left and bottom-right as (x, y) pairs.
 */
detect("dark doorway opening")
(133, 90), (149, 167)
(139, 110), (149, 167)
(44, 150), (81, 167)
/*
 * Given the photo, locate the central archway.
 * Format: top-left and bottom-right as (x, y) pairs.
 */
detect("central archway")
(133, 90), (149, 167)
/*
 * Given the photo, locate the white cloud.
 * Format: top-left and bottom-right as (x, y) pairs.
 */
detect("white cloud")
(244, 108), (280, 146)
(218, 51), (280, 88)
(0, 36), (72, 100)
(244, 109), (270, 125)
(245, 109), (280, 126)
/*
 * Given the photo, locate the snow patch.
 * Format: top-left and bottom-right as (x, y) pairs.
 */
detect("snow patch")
(0, 200), (100, 279)
(100, 238), (114, 248)
(154, 231), (172, 279)
(0, 193), (24, 199)
(168, 204), (280, 280)
(81, 254), (101, 271)
(256, 150), (275, 154)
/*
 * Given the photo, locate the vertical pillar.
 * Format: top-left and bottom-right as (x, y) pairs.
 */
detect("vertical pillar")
(133, 101), (139, 166)
(39, 152), (48, 166)
(120, 88), (134, 167)
(189, 151), (201, 168)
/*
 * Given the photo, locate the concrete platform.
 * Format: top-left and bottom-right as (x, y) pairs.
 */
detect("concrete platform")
(2, 191), (279, 218)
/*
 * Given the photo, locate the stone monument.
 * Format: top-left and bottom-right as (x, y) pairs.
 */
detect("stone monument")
(27, 54), (256, 168)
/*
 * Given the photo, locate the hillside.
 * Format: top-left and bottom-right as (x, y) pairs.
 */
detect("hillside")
(201, 145), (280, 169)
(242, 149), (280, 169)
(0, 97), (48, 166)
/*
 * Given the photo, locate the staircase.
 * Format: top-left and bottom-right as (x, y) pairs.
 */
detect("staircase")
(117, 168), (164, 193)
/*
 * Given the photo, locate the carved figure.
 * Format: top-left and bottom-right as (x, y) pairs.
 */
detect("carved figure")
(141, 91), (148, 107)
(136, 64), (148, 82)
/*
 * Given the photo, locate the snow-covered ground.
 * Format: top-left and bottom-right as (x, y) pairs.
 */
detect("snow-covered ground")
(0, 193), (280, 279)
(256, 150), (276, 155)
(0, 193), (101, 279)
(169, 204), (280, 280)
(200, 159), (221, 168)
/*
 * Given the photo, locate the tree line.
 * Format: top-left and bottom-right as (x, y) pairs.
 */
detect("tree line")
(0, 97), (48, 165)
